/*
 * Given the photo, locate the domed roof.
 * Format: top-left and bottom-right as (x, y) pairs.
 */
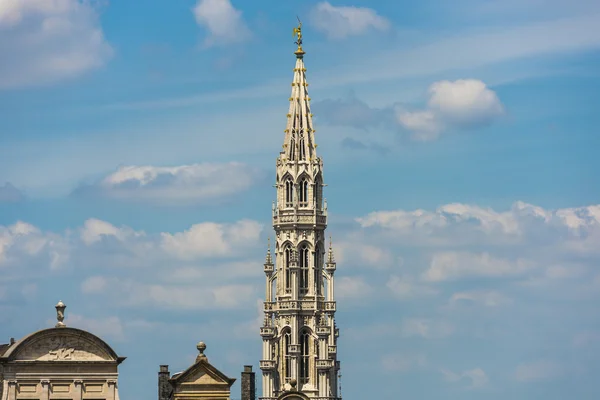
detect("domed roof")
(1, 327), (125, 363)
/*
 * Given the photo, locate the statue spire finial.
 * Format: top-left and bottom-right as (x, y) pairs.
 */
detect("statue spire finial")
(293, 17), (305, 57)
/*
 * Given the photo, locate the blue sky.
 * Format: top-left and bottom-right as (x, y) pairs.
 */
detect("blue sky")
(1, 0), (599, 399)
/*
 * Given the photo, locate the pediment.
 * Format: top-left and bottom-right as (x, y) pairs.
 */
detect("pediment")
(172, 361), (235, 388)
(181, 366), (226, 385)
(8, 329), (116, 362)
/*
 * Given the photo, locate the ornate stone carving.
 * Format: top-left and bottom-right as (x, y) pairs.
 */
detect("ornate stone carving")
(15, 334), (111, 361)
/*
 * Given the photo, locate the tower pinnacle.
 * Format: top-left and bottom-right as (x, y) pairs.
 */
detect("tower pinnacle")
(260, 21), (340, 400)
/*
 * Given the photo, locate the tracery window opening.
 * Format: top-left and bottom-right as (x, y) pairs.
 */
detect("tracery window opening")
(285, 179), (294, 208)
(313, 250), (320, 296)
(284, 331), (291, 380)
(289, 138), (296, 161)
(299, 178), (308, 208)
(299, 245), (309, 293)
(285, 246), (292, 293)
(299, 136), (306, 160)
(300, 331), (310, 384)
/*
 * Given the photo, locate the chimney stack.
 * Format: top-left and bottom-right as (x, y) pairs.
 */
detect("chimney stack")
(241, 365), (255, 400)
(158, 365), (171, 400)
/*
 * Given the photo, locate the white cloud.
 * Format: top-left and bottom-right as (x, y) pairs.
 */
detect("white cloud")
(335, 241), (396, 269)
(81, 276), (107, 294)
(336, 276), (372, 300)
(0, 217), (264, 312)
(395, 109), (441, 141)
(75, 163), (261, 205)
(118, 281), (256, 310)
(424, 252), (533, 282)
(80, 218), (145, 245)
(65, 313), (125, 342)
(0, 221), (68, 269)
(160, 219), (262, 260)
(310, 2), (390, 39)
(192, 0), (250, 47)
(514, 360), (564, 382)
(442, 367), (489, 388)
(401, 318), (454, 338)
(386, 275), (438, 299)
(449, 289), (512, 307)
(396, 79), (504, 140)
(0, 0), (113, 89)
(356, 201), (600, 252)
(381, 353), (427, 372)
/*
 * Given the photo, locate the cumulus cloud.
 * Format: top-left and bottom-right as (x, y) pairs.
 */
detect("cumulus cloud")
(0, 217), (263, 311)
(310, 2), (390, 39)
(65, 313), (125, 342)
(442, 367), (489, 388)
(336, 276), (372, 300)
(401, 318), (454, 338)
(424, 252), (533, 282)
(396, 79), (504, 140)
(448, 289), (512, 307)
(160, 219), (262, 260)
(316, 80), (503, 143)
(514, 360), (564, 382)
(0, 221), (68, 270)
(0, 0), (113, 89)
(336, 241), (396, 269)
(192, 0), (251, 47)
(356, 201), (600, 252)
(386, 275), (438, 299)
(313, 93), (393, 131)
(0, 182), (24, 202)
(381, 353), (427, 372)
(73, 162), (262, 205)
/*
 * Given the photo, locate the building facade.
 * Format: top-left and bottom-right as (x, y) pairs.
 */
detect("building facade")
(0, 301), (125, 400)
(259, 22), (341, 400)
(158, 342), (236, 400)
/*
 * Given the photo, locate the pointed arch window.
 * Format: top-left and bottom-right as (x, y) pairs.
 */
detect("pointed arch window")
(299, 244), (309, 292)
(299, 330), (310, 384)
(284, 246), (292, 292)
(284, 330), (292, 380)
(299, 136), (306, 160)
(285, 178), (294, 208)
(313, 248), (320, 296)
(289, 138), (296, 161)
(298, 178), (308, 208)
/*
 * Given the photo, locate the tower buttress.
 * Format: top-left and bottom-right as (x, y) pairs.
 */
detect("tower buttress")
(260, 20), (341, 400)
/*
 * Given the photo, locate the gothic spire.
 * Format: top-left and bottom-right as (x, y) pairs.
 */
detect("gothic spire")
(265, 237), (273, 265)
(281, 19), (317, 163)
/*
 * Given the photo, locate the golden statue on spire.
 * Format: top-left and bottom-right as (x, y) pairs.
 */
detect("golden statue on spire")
(293, 17), (304, 55)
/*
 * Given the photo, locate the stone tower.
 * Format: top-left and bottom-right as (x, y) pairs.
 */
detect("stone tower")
(259, 21), (340, 400)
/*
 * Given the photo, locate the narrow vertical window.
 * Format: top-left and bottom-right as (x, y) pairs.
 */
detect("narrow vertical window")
(285, 178), (294, 207)
(299, 244), (309, 292)
(313, 249), (320, 296)
(290, 138), (296, 161)
(284, 331), (291, 380)
(299, 178), (308, 207)
(299, 330), (310, 384)
(285, 246), (292, 292)
(299, 137), (306, 160)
